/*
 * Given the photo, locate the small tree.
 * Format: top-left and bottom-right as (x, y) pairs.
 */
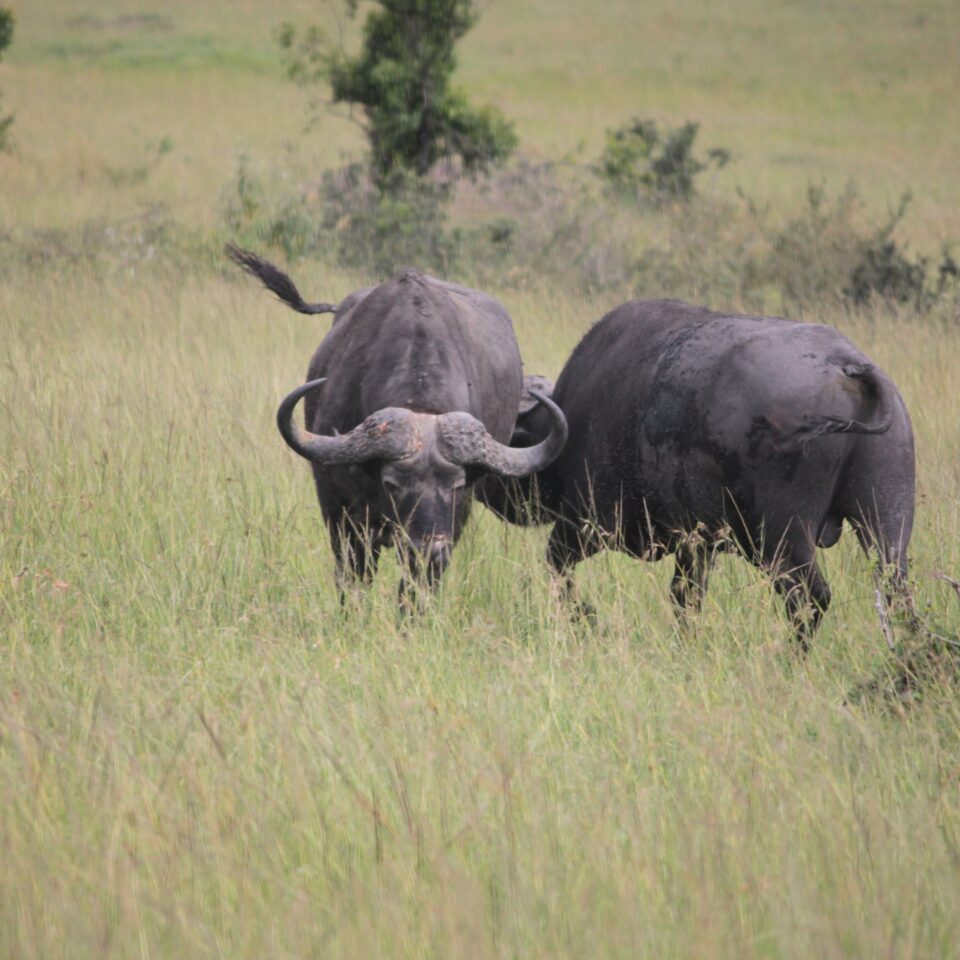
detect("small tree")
(281, 0), (516, 185)
(0, 8), (14, 151)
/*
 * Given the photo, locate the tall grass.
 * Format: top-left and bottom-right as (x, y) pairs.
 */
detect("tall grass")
(2, 259), (959, 958)
(2, 0), (960, 955)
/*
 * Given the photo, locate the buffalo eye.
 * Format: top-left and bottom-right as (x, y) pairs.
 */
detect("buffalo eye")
(382, 478), (401, 495)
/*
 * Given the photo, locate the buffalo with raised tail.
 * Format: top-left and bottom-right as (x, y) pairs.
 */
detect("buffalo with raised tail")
(479, 299), (915, 645)
(227, 245), (567, 597)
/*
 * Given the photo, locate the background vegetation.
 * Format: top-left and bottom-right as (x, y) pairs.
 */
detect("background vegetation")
(2, 1), (960, 957)
(0, 7), (13, 150)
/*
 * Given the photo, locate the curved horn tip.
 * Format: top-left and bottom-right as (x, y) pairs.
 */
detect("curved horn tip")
(276, 377), (327, 436)
(447, 391), (569, 477)
(529, 388), (569, 442)
(278, 377), (328, 408)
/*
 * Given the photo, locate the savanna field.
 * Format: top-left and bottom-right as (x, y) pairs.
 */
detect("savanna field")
(2, 1), (960, 957)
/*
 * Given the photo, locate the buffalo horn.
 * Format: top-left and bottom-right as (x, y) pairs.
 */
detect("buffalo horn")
(439, 389), (568, 477)
(276, 379), (414, 465)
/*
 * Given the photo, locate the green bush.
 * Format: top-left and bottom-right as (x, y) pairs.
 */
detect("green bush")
(598, 117), (730, 203)
(847, 239), (929, 308)
(844, 195), (960, 311)
(748, 186), (959, 312)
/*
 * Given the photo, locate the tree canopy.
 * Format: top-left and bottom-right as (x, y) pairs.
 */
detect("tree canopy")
(282, 0), (516, 184)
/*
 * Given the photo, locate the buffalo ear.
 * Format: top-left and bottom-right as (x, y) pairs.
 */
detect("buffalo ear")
(518, 375), (555, 415)
(512, 375), (555, 444)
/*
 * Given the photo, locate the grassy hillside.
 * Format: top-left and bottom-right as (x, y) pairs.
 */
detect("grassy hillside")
(2, 1), (960, 957)
(2, 0), (959, 242)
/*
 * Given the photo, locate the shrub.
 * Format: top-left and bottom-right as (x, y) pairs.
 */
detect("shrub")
(844, 195), (960, 311)
(219, 149), (957, 316)
(598, 117), (730, 203)
(318, 165), (456, 276)
(846, 239), (929, 308)
(221, 156), (456, 276)
(631, 196), (759, 305)
(750, 183), (867, 307)
(448, 158), (639, 292)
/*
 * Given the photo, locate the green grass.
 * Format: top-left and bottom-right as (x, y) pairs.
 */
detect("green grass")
(2, 1), (960, 956)
(2, 260), (959, 958)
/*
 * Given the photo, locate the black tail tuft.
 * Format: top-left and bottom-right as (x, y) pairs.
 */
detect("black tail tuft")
(225, 244), (336, 315)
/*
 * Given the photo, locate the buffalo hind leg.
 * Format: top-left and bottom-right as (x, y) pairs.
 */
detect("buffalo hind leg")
(850, 514), (918, 632)
(670, 541), (714, 624)
(840, 438), (916, 631)
(768, 544), (831, 651)
(546, 518), (601, 619)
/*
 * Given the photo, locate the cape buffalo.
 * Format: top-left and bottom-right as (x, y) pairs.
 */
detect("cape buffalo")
(227, 245), (567, 596)
(479, 299), (915, 643)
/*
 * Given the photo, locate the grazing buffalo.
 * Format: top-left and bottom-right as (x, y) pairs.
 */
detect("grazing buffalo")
(479, 299), (915, 643)
(227, 245), (567, 595)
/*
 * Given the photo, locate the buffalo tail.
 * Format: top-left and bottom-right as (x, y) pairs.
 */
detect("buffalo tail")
(777, 362), (895, 455)
(225, 244), (336, 315)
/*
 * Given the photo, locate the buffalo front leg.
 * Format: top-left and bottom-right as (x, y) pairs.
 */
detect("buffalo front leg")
(546, 518), (601, 619)
(395, 548), (441, 616)
(768, 546), (831, 651)
(670, 541), (713, 623)
(328, 520), (382, 604)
